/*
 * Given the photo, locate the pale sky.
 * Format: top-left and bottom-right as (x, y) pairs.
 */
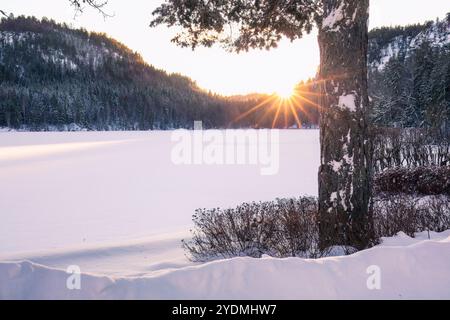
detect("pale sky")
(3, 0), (450, 95)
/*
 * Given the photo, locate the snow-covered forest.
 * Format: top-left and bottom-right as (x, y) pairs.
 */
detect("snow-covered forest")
(1, 15), (449, 131)
(369, 14), (450, 128)
(0, 16), (320, 130)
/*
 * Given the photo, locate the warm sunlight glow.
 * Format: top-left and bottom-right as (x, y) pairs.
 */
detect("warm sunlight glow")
(231, 78), (327, 129)
(275, 86), (295, 100)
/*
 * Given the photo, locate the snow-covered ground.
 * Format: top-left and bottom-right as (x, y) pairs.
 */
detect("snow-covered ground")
(0, 130), (318, 275)
(1, 230), (449, 299)
(1, 130), (449, 299)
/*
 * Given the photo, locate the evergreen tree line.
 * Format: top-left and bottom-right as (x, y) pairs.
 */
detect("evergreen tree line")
(0, 16), (242, 130)
(0, 16), (319, 130)
(369, 15), (450, 129)
(0, 15), (448, 131)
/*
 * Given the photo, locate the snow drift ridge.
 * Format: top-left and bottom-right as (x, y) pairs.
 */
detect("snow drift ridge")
(1, 231), (449, 300)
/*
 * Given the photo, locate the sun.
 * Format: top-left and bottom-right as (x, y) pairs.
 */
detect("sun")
(231, 78), (325, 129)
(275, 86), (295, 100)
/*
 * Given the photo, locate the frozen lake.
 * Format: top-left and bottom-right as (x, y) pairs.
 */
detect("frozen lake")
(0, 130), (319, 260)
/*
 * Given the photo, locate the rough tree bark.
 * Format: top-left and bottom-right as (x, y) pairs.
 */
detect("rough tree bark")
(318, 0), (373, 249)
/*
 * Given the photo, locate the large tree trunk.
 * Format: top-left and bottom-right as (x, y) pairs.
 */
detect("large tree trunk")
(318, 0), (373, 250)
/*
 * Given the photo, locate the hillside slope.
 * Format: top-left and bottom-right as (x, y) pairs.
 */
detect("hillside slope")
(368, 14), (450, 128)
(369, 16), (450, 71)
(0, 16), (238, 130)
(1, 15), (449, 130)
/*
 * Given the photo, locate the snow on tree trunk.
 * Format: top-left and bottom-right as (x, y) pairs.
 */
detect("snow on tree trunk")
(318, 0), (373, 249)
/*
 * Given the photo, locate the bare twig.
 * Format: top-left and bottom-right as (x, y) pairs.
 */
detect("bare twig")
(68, 0), (113, 19)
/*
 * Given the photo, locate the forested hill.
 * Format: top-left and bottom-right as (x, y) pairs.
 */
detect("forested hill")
(0, 16), (247, 130)
(368, 14), (450, 128)
(1, 15), (449, 131)
(0, 16), (321, 131)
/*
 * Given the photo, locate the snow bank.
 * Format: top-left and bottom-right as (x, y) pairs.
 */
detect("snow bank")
(1, 231), (449, 300)
(0, 231), (191, 277)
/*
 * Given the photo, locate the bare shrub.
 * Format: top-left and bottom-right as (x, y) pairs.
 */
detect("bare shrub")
(182, 197), (326, 262)
(417, 196), (450, 233)
(268, 198), (323, 258)
(183, 194), (450, 262)
(371, 127), (450, 173)
(373, 194), (450, 238)
(183, 202), (278, 261)
(373, 195), (421, 238)
(374, 166), (450, 195)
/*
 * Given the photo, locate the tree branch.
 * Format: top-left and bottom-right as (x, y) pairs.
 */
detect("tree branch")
(68, 0), (113, 19)
(150, 0), (322, 52)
